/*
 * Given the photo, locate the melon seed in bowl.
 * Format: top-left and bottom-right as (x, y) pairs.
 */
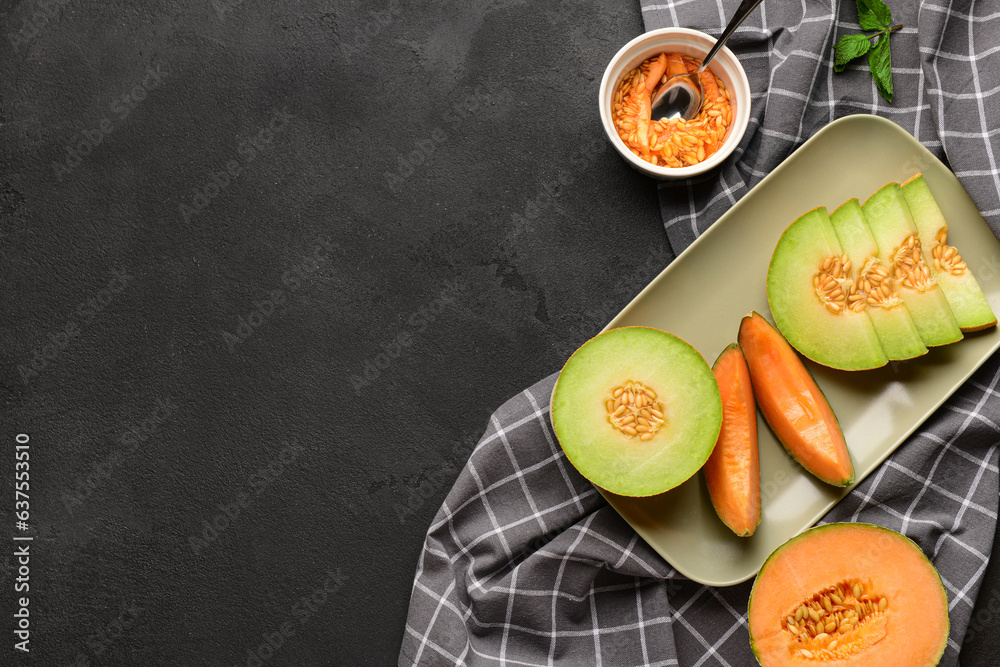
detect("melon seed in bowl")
(612, 52), (732, 169)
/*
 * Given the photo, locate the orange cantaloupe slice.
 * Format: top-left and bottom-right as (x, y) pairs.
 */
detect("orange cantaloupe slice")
(643, 52), (668, 95)
(738, 312), (854, 487)
(749, 522), (949, 666)
(705, 343), (760, 536)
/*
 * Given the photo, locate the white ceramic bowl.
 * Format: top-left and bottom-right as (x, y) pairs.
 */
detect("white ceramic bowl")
(599, 27), (751, 180)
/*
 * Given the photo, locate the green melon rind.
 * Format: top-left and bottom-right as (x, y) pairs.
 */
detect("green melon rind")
(767, 207), (888, 370)
(748, 522), (949, 667)
(829, 198), (928, 361)
(901, 175), (997, 332)
(861, 183), (964, 347)
(742, 312), (854, 488)
(551, 326), (722, 497)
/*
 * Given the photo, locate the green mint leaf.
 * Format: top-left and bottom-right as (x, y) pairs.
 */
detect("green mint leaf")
(869, 35), (893, 102)
(856, 0), (891, 31)
(834, 33), (872, 72)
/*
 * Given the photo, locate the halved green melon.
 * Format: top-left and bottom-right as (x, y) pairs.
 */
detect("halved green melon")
(861, 183), (963, 347)
(551, 326), (722, 497)
(748, 523), (949, 666)
(829, 198), (928, 361)
(902, 174), (997, 332)
(767, 207), (888, 370)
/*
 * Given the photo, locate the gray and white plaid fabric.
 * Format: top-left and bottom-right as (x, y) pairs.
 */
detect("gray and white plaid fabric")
(652, 0), (1000, 249)
(400, 1), (1000, 665)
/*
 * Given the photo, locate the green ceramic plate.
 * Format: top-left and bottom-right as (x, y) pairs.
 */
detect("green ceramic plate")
(592, 114), (1000, 586)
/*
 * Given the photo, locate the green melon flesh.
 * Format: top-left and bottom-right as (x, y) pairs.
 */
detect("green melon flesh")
(767, 207), (888, 370)
(901, 175), (997, 332)
(861, 184), (963, 347)
(551, 327), (722, 497)
(829, 199), (928, 361)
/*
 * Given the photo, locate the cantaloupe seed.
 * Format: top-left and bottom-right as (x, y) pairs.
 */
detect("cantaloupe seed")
(780, 579), (890, 659)
(815, 253), (910, 316)
(892, 234), (937, 292)
(932, 228), (969, 275)
(605, 381), (665, 441)
(813, 254), (851, 314)
(855, 256), (904, 311)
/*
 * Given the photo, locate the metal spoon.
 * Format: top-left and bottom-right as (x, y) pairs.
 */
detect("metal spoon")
(650, 0), (764, 121)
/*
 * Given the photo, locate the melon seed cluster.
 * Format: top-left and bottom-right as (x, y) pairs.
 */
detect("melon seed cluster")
(931, 228), (968, 275)
(813, 231), (956, 315)
(612, 52), (732, 169)
(769, 178), (998, 371)
(813, 254), (852, 314)
(891, 234), (936, 291)
(605, 382), (665, 441)
(780, 579), (889, 660)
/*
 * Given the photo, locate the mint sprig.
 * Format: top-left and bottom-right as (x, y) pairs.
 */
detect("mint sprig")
(856, 0), (891, 32)
(833, 0), (901, 102)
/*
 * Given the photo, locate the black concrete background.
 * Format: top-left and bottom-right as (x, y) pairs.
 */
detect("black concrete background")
(1, 0), (997, 665)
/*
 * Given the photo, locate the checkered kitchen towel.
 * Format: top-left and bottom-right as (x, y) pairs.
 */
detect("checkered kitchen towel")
(400, 2), (1000, 665)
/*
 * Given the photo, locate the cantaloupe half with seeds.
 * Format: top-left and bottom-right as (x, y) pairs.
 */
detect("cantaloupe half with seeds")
(767, 207), (889, 370)
(862, 183), (964, 347)
(829, 199), (928, 362)
(738, 312), (854, 487)
(704, 343), (760, 536)
(748, 523), (949, 666)
(902, 174), (997, 333)
(550, 327), (722, 497)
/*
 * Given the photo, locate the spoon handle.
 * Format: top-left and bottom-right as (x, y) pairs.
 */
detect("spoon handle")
(699, 0), (765, 71)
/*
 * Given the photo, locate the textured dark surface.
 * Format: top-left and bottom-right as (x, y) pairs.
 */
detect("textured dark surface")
(0, 1), (996, 665)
